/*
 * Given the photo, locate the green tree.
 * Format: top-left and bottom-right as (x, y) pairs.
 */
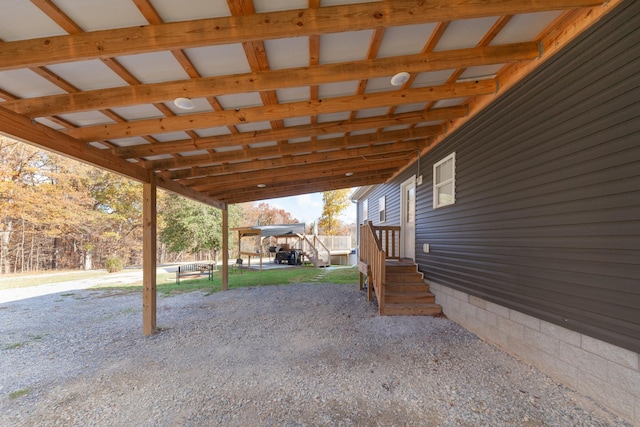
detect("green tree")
(318, 189), (351, 235)
(83, 169), (143, 267)
(159, 194), (243, 260)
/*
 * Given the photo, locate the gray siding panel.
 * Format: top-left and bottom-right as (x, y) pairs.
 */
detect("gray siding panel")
(359, 181), (402, 227)
(367, 0), (640, 352)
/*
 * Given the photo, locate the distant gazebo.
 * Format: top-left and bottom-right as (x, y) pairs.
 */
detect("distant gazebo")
(232, 223), (306, 269)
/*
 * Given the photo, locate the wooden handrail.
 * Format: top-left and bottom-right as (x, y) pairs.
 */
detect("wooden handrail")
(305, 235), (351, 252)
(313, 235), (331, 262)
(359, 221), (387, 314)
(371, 224), (401, 260)
(299, 234), (318, 265)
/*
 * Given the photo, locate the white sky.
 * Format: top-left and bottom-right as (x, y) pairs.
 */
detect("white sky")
(259, 191), (357, 226)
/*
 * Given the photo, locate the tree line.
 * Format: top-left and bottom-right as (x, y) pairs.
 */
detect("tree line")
(0, 137), (353, 274)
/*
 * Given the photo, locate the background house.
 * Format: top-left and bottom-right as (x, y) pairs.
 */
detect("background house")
(352, 1), (639, 422)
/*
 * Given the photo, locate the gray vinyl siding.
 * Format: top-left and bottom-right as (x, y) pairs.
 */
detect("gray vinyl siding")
(357, 182), (402, 227)
(360, 0), (640, 353)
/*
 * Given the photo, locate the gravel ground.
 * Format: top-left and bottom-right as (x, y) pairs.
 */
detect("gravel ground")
(0, 283), (630, 426)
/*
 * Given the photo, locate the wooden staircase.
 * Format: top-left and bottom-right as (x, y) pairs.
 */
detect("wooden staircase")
(381, 260), (442, 316)
(358, 222), (441, 317)
(305, 252), (330, 268)
(299, 234), (330, 268)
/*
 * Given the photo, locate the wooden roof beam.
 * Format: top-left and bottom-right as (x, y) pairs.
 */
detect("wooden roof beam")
(200, 166), (400, 194)
(0, 0), (602, 71)
(4, 42), (538, 117)
(145, 136), (429, 171)
(114, 107), (461, 159)
(0, 105), (149, 182)
(66, 81), (491, 142)
(164, 150), (411, 180)
(149, 124), (442, 173)
(389, 0), (622, 184)
(181, 157), (410, 192)
(213, 172), (395, 204)
(156, 175), (226, 210)
(0, 106), (226, 209)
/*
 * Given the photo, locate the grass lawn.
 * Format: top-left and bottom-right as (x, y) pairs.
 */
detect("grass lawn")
(92, 266), (359, 296)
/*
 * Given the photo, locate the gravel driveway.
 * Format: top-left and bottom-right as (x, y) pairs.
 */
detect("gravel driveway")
(0, 283), (630, 426)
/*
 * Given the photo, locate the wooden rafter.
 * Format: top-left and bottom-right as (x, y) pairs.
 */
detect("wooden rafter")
(228, 0), (284, 136)
(0, 0), (619, 206)
(144, 137), (429, 171)
(210, 171), (398, 204)
(388, 0), (622, 183)
(175, 154), (410, 185)
(3, 42), (538, 117)
(198, 167), (402, 194)
(65, 81), (494, 142)
(0, 106), (225, 209)
(0, 0), (602, 71)
(161, 149), (409, 179)
(114, 109), (459, 159)
(0, 105), (147, 182)
(125, 0), (227, 159)
(186, 158), (410, 193)
(29, 0), (83, 33)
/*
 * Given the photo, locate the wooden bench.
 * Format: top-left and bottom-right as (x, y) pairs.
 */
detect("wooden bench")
(175, 263), (215, 284)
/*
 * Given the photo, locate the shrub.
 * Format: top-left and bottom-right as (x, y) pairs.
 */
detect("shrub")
(105, 257), (124, 273)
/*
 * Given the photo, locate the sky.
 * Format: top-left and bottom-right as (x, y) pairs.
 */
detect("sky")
(260, 192), (357, 226)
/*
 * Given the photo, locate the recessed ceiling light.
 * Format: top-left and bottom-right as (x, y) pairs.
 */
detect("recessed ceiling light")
(173, 97), (195, 110)
(345, 172), (354, 177)
(257, 183), (266, 188)
(390, 71), (410, 87)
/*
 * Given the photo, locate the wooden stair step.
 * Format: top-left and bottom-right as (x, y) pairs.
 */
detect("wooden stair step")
(386, 283), (431, 292)
(385, 273), (424, 283)
(382, 302), (442, 316)
(386, 266), (419, 274)
(385, 279), (427, 287)
(385, 292), (435, 303)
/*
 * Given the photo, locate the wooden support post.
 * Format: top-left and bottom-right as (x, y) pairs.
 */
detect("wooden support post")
(222, 208), (228, 291)
(142, 172), (157, 335)
(367, 267), (373, 302)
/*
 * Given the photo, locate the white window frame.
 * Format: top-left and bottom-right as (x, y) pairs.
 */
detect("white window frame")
(378, 196), (386, 223)
(362, 199), (368, 223)
(433, 152), (456, 209)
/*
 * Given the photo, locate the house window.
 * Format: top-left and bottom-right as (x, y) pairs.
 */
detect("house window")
(362, 199), (368, 223)
(433, 152), (456, 209)
(379, 196), (386, 223)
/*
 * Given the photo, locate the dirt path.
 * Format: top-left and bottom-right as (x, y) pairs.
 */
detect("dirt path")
(0, 264), (187, 304)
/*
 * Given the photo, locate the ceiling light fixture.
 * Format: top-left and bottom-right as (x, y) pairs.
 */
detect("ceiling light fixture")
(390, 71), (410, 87)
(456, 74), (497, 83)
(173, 97), (195, 110)
(345, 172), (354, 177)
(257, 183), (266, 188)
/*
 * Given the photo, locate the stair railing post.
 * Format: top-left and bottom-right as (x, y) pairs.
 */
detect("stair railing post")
(379, 249), (386, 314)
